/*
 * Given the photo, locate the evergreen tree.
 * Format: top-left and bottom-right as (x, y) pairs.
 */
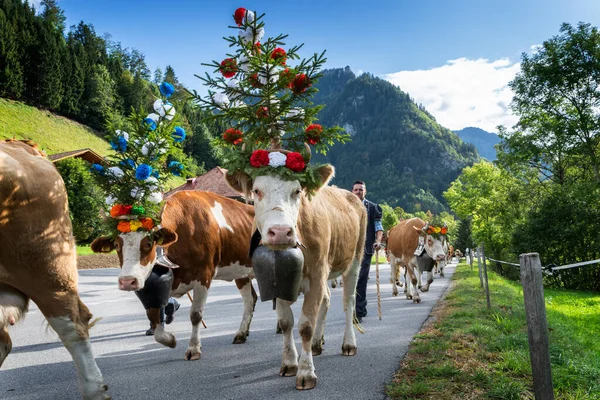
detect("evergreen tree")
(40, 0), (65, 33)
(83, 64), (115, 129)
(153, 67), (163, 85)
(454, 218), (474, 253)
(60, 40), (85, 117)
(36, 20), (63, 110)
(164, 65), (178, 84)
(0, 9), (24, 98)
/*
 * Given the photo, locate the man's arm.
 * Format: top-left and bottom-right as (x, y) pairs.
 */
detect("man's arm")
(373, 204), (383, 250)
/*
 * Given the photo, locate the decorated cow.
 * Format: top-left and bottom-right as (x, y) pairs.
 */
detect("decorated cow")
(195, 8), (366, 390)
(1, 140), (109, 399)
(90, 82), (258, 360)
(387, 218), (448, 303)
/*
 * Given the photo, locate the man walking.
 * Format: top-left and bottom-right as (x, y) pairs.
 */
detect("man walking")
(352, 180), (383, 323)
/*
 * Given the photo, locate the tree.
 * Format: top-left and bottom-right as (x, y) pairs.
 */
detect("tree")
(41, 0), (65, 33)
(35, 19), (63, 110)
(153, 67), (163, 85)
(83, 64), (115, 129)
(164, 65), (178, 85)
(380, 203), (399, 232)
(55, 158), (104, 243)
(454, 217), (474, 253)
(499, 22), (600, 186)
(0, 9), (24, 98)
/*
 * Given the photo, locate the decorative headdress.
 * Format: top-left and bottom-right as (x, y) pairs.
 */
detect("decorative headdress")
(424, 218), (448, 238)
(91, 82), (186, 237)
(193, 7), (349, 194)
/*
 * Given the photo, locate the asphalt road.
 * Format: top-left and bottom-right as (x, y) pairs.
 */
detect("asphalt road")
(1, 261), (456, 400)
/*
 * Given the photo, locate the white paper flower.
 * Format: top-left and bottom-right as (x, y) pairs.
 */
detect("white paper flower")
(145, 176), (159, 191)
(147, 192), (163, 203)
(227, 79), (240, 89)
(141, 142), (152, 156)
(105, 195), (117, 205)
(153, 99), (166, 116)
(146, 113), (160, 123)
(268, 151), (287, 168)
(258, 67), (280, 85)
(130, 187), (143, 199)
(213, 92), (230, 107)
(286, 108), (305, 118)
(239, 26), (264, 44)
(115, 130), (129, 141)
(163, 103), (176, 120)
(107, 166), (124, 179)
(238, 55), (250, 72)
(245, 10), (255, 24)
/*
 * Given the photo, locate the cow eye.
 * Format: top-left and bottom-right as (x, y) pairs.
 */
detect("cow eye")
(252, 189), (262, 199)
(143, 242), (152, 250)
(292, 189), (302, 197)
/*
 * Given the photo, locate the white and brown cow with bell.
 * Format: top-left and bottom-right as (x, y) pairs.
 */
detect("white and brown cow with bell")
(92, 190), (257, 361)
(227, 164), (366, 390)
(0, 140), (109, 400)
(387, 218), (447, 303)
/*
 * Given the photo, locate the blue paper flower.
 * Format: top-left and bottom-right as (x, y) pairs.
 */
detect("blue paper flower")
(171, 126), (186, 143)
(159, 82), (175, 98)
(90, 164), (105, 175)
(110, 136), (128, 153)
(168, 161), (184, 176)
(135, 164), (153, 180)
(120, 159), (136, 169)
(143, 118), (157, 131)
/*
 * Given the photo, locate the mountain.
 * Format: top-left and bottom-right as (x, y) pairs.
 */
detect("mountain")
(312, 67), (479, 213)
(454, 127), (501, 161)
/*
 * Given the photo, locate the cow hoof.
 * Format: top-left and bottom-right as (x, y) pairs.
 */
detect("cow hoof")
(406, 295), (412, 300)
(276, 325), (282, 334)
(232, 332), (248, 344)
(280, 364), (298, 377)
(296, 373), (317, 390)
(155, 331), (177, 348)
(392, 290), (398, 297)
(440, 273), (445, 277)
(413, 298), (421, 304)
(81, 382), (110, 400)
(311, 344), (323, 356)
(342, 344), (357, 356)
(184, 347), (201, 361)
(420, 286), (429, 293)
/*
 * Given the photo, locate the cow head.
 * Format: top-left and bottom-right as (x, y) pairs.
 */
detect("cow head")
(414, 223), (447, 262)
(226, 165), (335, 250)
(90, 228), (178, 291)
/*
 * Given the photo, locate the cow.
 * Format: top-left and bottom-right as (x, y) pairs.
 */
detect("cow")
(434, 240), (449, 277)
(226, 165), (366, 390)
(91, 190), (257, 361)
(387, 218), (447, 303)
(0, 139), (109, 400)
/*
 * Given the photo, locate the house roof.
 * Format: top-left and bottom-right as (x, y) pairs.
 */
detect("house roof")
(165, 166), (243, 198)
(48, 148), (105, 165)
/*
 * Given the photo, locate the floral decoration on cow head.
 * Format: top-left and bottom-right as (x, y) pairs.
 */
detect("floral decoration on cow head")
(192, 7), (350, 195)
(423, 219), (448, 239)
(90, 81), (187, 237)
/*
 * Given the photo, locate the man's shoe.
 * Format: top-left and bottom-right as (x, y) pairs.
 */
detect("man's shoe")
(145, 327), (154, 336)
(356, 315), (363, 324)
(165, 301), (181, 325)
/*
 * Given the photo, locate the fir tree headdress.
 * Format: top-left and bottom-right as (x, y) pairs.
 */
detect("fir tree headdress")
(91, 82), (187, 237)
(193, 7), (349, 194)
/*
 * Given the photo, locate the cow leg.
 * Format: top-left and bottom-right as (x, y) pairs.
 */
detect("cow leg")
(439, 261), (445, 277)
(311, 285), (330, 356)
(185, 283), (208, 361)
(341, 259), (359, 356)
(406, 263), (421, 303)
(147, 307), (176, 348)
(296, 276), (325, 390)
(277, 298), (298, 377)
(42, 293), (109, 400)
(417, 265), (423, 290)
(232, 278), (257, 344)
(389, 256), (400, 297)
(403, 265), (410, 299)
(0, 284), (28, 367)
(421, 269), (434, 292)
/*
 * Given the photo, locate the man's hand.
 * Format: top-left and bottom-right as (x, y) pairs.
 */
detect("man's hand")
(373, 242), (382, 251)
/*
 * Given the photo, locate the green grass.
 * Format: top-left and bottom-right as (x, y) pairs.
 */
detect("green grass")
(76, 245), (95, 255)
(386, 263), (600, 399)
(0, 98), (111, 156)
(371, 253), (388, 264)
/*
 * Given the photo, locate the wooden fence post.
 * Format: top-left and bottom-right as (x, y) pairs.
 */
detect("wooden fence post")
(520, 253), (554, 400)
(470, 249), (474, 271)
(482, 242), (491, 309)
(477, 246), (484, 288)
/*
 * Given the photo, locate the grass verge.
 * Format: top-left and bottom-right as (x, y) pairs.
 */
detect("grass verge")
(386, 263), (600, 399)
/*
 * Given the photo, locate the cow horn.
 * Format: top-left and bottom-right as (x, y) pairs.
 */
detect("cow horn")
(304, 142), (311, 163)
(422, 223), (429, 232)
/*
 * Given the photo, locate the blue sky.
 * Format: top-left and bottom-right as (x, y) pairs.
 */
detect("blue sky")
(42, 0), (600, 131)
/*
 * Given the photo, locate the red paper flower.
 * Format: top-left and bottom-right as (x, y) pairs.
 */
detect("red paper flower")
(249, 73), (263, 88)
(305, 124), (323, 145)
(140, 218), (155, 230)
(219, 58), (237, 78)
(270, 47), (287, 65)
(290, 73), (311, 94)
(110, 204), (133, 218)
(250, 150), (270, 167)
(279, 68), (294, 88)
(285, 152), (306, 172)
(234, 8), (246, 26)
(440, 227), (448, 235)
(117, 221), (131, 233)
(253, 42), (262, 55)
(256, 106), (269, 119)
(223, 128), (243, 145)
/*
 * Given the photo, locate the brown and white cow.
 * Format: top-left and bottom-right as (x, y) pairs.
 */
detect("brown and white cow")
(227, 165), (366, 390)
(0, 140), (109, 399)
(387, 218), (447, 303)
(92, 190), (256, 360)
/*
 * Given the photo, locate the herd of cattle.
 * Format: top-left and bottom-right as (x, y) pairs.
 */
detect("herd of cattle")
(0, 140), (459, 399)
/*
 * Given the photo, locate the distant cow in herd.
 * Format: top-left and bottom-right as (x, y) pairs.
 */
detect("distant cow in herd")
(227, 164), (366, 390)
(0, 140), (109, 400)
(92, 191), (257, 361)
(386, 218), (447, 303)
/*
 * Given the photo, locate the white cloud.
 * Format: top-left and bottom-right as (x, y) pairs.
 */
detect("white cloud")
(383, 57), (521, 132)
(29, 0), (43, 11)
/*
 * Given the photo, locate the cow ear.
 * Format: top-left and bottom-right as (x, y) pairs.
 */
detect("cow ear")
(314, 164), (335, 188)
(90, 237), (115, 253)
(413, 225), (426, 236)
(225, 171), (253, 196)
(154, 228), (178, 247)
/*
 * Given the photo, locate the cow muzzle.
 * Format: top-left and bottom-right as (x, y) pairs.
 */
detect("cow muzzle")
(118, 277), (139, 291)
(436, 255), (446, 261)
(264, 225), (295, 249)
